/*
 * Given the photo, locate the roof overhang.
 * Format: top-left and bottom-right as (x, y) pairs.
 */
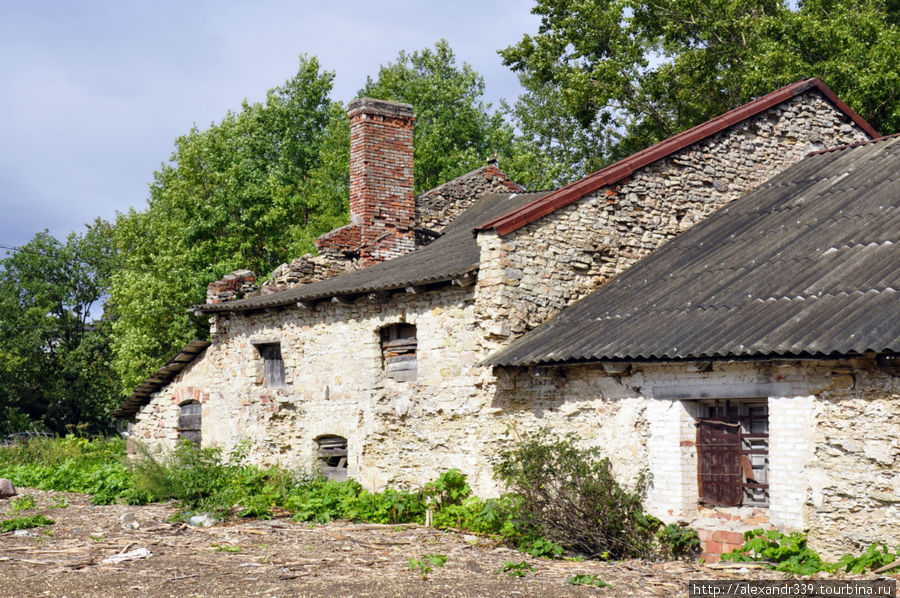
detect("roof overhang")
(114, 340), (211, 418)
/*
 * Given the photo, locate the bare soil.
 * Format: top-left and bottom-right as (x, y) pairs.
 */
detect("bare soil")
(0, 488), (891, 598)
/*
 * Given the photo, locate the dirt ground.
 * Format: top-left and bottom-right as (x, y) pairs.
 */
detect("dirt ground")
(0, 489), (894, 598)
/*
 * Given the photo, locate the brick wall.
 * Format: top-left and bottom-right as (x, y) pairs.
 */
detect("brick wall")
(346, 97), (416, 266)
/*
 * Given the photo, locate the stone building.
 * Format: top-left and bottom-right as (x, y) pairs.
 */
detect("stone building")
(117, 79), (890, 558)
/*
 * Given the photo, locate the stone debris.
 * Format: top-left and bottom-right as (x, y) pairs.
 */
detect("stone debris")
(101, 547), (152, 564)
(188, 513), (219, 527)
(0, 478), (16, 499)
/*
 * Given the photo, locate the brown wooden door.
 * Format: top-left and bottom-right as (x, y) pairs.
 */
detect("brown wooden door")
(696, 419), (742, 506)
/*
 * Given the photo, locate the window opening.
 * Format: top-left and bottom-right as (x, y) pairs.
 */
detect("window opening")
(256, 343), (285, 387)
(178, 401), (201, 445)
(380, 323), (417, 382)
(316, 435), (348, 481)
(696, 399), (769, 507)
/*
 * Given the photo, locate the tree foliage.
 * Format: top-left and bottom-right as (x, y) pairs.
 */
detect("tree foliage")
(501, 0), (900, 181)
(109, 56), (340, 393)
(0, 222), (119, 434)
(360, 40), (553, 191)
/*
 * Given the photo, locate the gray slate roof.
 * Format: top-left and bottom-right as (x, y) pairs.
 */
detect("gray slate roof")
(485, 136), (900, 367)
(198, 191), (548, 313)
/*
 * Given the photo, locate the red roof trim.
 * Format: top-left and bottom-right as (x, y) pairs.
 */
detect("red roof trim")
(477, 78), (879, 236)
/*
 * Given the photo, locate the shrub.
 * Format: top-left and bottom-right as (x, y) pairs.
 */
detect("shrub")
(495, 430), (660, 559)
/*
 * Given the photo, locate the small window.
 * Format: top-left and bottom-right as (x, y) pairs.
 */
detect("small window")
(256, 343), (285, 387)
(316, 435), (348, 481)
(178, 402), (201, 445)
(380, 323), (416, 381)
(696, 400), (769, 507)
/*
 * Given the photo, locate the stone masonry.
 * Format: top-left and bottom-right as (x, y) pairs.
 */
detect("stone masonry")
(416, 161), (523, 235)
(475, 91), (870, 339)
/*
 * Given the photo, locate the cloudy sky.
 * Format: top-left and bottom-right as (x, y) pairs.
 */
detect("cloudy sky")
(0, 0), (540, 248)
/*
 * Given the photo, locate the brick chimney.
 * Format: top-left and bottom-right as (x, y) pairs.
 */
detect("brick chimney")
(347, 97), (416, 266)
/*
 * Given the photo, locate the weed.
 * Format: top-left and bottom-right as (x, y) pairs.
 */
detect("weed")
(657, 522), (701, 559)
(723, 529), (900, 576)
(8, 494), (36, 514)
(568, 574), (611, 588)
(211, 544), (242, 553)
(50, 496), (69, 509)
(408, 554), (448, 579)
(497, 560), (537, 577)
(1, 514), (55, 532)
(90, 534), (105, 542)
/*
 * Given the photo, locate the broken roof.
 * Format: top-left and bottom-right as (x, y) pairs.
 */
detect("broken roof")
(114, 340), (211, 418)
(484, 135), (900, 367)
(196, 191), (548, 313)
(478, 78), (878, 236)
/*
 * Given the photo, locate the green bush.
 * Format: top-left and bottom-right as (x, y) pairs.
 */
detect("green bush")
(495, 430), (664, 559)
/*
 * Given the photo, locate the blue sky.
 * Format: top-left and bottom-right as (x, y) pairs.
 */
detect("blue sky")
(0, 0), (539, 248)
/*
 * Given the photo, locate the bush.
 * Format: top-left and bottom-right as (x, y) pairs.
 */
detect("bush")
(495, 430), (672, 559)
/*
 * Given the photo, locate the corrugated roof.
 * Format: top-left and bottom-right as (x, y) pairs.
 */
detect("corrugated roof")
(196, 191), (548, 314)
(477, 78), (879, 236)
(484, 135), (900, 367)
(114, 340), (211, 418)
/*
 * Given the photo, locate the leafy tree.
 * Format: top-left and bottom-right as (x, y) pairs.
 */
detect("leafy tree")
(0, 222), (119, 434)
(360, 40), (553, 191)
(109, 56), (339, 393)
(501, 0), (900, 181)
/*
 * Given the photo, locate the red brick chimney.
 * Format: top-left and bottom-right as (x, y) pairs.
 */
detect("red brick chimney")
(347, 97), (416, 265)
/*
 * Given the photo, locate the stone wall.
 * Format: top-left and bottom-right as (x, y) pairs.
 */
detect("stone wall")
(475, 91), (870, 337)
(416, 162), (523, 234)
(261, 254), (357, 295)
(132, 306), (900, 560)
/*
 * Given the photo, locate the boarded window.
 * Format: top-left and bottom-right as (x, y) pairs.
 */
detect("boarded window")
(316, 435), (348, 481)
(178, 402), (201, 445)
(696, 400), (769, 507)
(256, 343), (286, 387)
(380, 324), (416, 382)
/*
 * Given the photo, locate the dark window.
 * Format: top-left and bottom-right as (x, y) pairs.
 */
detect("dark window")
(316, 435), (348, 481)
(178, 402), (201, 445)
(696, 400), (769, 507)
(380, 323), (417, 382)
(256, 343), (285, 387)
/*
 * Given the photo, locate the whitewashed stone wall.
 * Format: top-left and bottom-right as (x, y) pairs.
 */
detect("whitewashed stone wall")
(476, 91), (870, 336)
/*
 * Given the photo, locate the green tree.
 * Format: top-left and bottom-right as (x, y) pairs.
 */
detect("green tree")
(360, 39), (552, 191)
(501, 0), (900, 181)
(109, 56), (339, 393)
(0, 222), (119, 434)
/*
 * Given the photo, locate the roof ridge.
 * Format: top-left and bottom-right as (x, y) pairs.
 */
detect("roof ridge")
(476, 78), (879, 236)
